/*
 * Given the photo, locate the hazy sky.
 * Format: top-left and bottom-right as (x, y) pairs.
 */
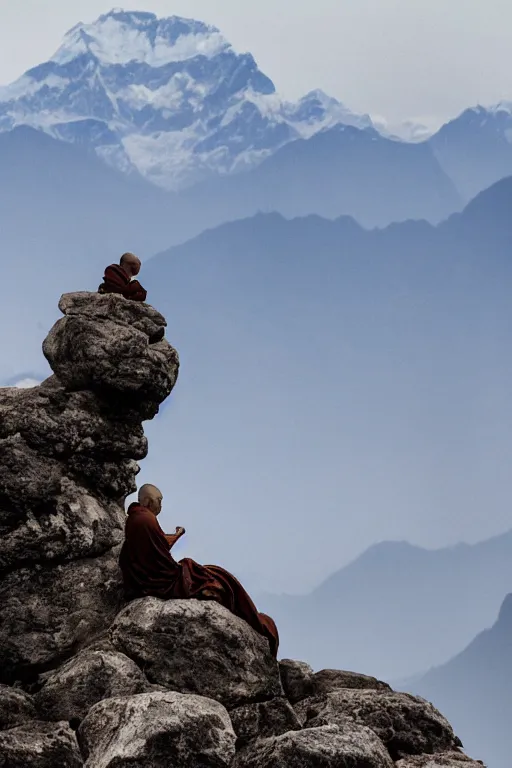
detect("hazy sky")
(0, 0), (510, 128)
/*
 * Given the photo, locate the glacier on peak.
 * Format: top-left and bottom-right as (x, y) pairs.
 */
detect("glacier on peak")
(53, 10), (228, 67)
(0, 9), (370, 190)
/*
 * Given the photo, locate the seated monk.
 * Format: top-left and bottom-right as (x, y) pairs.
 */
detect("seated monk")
(119, 484), (279, 658)
(98, 252), (147, 302)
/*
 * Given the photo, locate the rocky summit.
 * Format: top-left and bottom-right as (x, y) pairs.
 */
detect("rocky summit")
(0, 292), (483, 767)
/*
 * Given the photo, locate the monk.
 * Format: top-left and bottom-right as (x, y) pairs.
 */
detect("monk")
(98, 252), (147, 302)
(119, 484), (279, 657)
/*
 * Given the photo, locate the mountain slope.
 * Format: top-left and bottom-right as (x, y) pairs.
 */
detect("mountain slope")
(413, 594), (512, 768)
(0, 9), (370, 190)
(430, 104), (512, 201)
(181, 123), (462, 227)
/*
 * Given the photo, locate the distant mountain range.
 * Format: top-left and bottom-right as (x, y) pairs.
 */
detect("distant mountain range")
(412, 593), (512, 768)
(0, 9), (511, 216)
(255, 531), (512, 683)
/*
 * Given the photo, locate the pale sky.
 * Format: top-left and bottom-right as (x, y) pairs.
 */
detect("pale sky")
(0, 0), (510, 128)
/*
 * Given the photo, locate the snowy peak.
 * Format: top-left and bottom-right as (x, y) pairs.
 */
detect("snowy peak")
(53, 10), (229, 67)
(0, 9), (370, 190)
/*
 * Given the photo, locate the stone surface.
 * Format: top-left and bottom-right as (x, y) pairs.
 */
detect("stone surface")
(0, 549), (123, 685)
(35, 650), (149, 724)
(279, 659), (315, 703)
(313, 668), (391, 695)
(78, 691), (236, 768)
(110, 598), (283, 707)
(0, 453), (125, 572)
(0, 721), (83, 767)
(233, 724), (394, 768)
(230, 697), (301, 747)
(279, 659), (390, 704)
(0, 292), (178, 685)
(396, 754), (485, 767)
(0, 684), (37, 730)
(297, 690), (462, 760)
(43, 292), (179, 411)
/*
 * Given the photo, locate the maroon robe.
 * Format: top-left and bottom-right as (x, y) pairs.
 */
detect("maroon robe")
(119, 504), (279, 657)
(99, 264), (147, 302)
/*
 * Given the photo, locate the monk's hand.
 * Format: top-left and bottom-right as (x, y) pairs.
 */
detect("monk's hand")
(175, 526), (186, 538)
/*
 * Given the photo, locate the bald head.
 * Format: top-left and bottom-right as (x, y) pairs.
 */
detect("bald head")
(120, 252), (141, 278)
(138, 484), (163, 516)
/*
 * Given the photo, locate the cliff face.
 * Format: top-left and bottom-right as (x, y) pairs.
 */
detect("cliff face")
(0, 293), (179, 684)
(0, 294), (483, 767)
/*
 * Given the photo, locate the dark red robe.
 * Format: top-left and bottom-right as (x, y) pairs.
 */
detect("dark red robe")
(99, 264), (147, 302)
(119, 504), (279, 657)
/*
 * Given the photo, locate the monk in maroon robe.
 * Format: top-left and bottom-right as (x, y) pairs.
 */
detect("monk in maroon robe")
(119, 484), (279, 658)
(98, 252), (147, 302)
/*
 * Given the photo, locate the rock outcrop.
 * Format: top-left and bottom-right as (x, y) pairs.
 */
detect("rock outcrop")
(0, 292), (178, 684)
(0, 292), (483, 767)
(78, 691), (236, 768)
(109, 598), (283, 708)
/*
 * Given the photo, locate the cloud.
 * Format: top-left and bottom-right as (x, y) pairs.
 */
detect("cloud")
(1, 373), (42, 389)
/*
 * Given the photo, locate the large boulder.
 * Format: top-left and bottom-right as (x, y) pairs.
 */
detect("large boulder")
(0, 721), (83, 767)
(233, 724), (394, 768)
(110, 598), (283, 707)
(0, 549), (122, 685)
(279, 659), (390, 704)
(297, 690), (462, 759)
(230, 697), (301, 747)
(43, 292), (179, 412)
(35, 650), (149, 724)
(0, 684), (37, 730)
(78, 691), (236, 768)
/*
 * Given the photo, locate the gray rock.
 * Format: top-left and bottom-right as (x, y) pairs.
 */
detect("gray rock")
(0, 684), (37, 730)
(58, 292), (167, 342)
(0, 461), (125, 572)
(233, 724), (394, 768)
(0, 378), (148, 460)
(0, 720), (83, 767)
(279, 659), (315, 703)
(279, 660), (390, 704)
(312, 668), (391, 696)
(35, 650), (149, 724)
(78, 691), (235, 768)
(0, 549), (123, 685)
(110, 598), (283, 707)
(230, 698), (301, 747)
(395, 753), (485, 767)
(43, 293), (179, 408)
(297, 690), (462, 759)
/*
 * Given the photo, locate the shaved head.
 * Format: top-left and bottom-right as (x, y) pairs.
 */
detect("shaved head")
(138, 484), (163, 516)
(120, 252), (141, 278)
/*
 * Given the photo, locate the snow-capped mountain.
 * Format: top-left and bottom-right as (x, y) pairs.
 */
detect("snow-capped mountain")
(0, 9), (371, 190)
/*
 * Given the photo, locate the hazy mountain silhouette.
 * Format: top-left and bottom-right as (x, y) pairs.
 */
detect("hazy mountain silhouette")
(430, 105), (512, 202)
(412, 592), (512, 768)
(182, 124), (463, 227)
